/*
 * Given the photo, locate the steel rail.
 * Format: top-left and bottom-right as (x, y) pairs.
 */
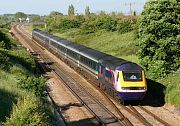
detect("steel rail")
(138, 105), (171, 126)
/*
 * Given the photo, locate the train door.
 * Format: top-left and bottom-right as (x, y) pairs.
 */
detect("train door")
(98, 65), (105, 80)
(114, 70), (120, 91)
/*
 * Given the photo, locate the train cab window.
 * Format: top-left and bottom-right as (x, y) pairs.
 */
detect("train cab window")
(122, 71), (142, 81)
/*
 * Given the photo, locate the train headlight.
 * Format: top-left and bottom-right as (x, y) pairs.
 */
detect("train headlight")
(121, 87), (146, 90)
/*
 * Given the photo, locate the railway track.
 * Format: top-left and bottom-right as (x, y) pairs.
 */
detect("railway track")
(13, 24), (131, 126)
(12, 24), (172, 126)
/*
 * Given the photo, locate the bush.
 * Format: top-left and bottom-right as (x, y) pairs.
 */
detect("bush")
(93, 16), (118, 31)
(3, 96), (52, 126)
(0, 50), (9, 70)
(117, 19), (136, 33)
(9, 65), (26, 75)
(18, 76), (47, 98)
(0, 24), (11, 29)
(80, 16), (118, 34)
(0, 31), (12, 50)
(138, 0), (180, 78)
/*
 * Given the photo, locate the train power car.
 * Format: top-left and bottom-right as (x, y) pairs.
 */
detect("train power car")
(32, 29), (147, 102)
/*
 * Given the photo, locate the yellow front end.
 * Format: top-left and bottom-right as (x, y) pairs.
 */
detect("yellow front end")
(119, 71), (147, 89)
(116, 70), (147, 101)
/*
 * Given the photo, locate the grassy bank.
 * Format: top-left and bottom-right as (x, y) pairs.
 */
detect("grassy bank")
(159, 69), (180, 106)
(0, 27), (55, 125)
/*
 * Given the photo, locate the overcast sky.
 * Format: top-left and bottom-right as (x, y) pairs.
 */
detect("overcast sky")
(0, 0), (147, 15)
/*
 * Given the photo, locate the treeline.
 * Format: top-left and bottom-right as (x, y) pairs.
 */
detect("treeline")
(45, 7), (138, 34)
(0, 12), (44, 23)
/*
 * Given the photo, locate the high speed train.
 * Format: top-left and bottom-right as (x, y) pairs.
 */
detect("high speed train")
(32, 29), (147, 102)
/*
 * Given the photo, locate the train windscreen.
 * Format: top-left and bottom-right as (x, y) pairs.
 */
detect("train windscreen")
(122, 71), (142, 81)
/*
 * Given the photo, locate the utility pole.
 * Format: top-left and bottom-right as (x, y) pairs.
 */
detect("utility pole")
(124, 2), (135, 16)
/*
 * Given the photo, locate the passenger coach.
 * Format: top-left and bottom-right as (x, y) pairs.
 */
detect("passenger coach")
(32, 29), (147, 102)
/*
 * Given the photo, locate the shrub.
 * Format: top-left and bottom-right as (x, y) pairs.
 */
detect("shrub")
(3, 96), (52, 126)
(0, 31), (12, 50)
(138, 0), (180, 78)
(0, 50), (9, 70)
(117, 19), (136, 33)
(0, 24), (11, 29)
(94, 16), (118, 31)
(9, 65), (26, 75)
(18, 76), (47, 98)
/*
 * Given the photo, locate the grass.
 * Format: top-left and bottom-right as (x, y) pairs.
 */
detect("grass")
(158, 69), (180, 106)
(0, 67), (31, 123)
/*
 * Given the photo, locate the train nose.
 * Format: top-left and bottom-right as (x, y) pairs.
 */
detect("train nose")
(119, 92), (146, 101)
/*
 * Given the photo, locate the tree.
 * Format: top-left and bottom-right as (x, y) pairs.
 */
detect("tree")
(30, 15), (42, 22)
(85, 6), (90, 16)
(49, 11), (63, 16)
(133, 11), (137, 16)
(68, 4), (75, 16)
(15, 12), (27, 19)
(110, 12), (116, 18)
(138, 0), (180, 78)
(0, 31), (12, 49)
(99, 10), (107, 17)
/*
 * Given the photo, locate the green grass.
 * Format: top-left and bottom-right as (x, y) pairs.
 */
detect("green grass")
(0, 69), (30, 123)
(158, 69), (180, 106)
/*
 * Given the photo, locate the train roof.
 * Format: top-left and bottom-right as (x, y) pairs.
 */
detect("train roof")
(66, 43), (88, 53)
(57, 39), (72, 46)
(99, 56), (129, 70)
(33, 29), (143, 70)
(79, 48), (108, 62)
(50, 35), (64, 41)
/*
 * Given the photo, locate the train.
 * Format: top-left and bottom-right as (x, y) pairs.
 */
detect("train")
(32, 29), (147, 103)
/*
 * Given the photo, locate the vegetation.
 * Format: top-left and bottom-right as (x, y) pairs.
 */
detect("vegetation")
(0, 25), (56, 125)
(68, 4), (75, 17)
(18, 76), (47, 98)
(138, 0), (180, 79)
(15, 12), (27, 19)
(3, 96), (52, 126)
(138, 0), (180, 105)
(44, 14), (136, 34)
(85, 6), (90, 17)
(0, 31), (12, 49)
(159, 68), (180, 105)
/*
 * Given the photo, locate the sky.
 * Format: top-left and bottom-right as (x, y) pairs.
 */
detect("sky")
(0, 0), (147, 15)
